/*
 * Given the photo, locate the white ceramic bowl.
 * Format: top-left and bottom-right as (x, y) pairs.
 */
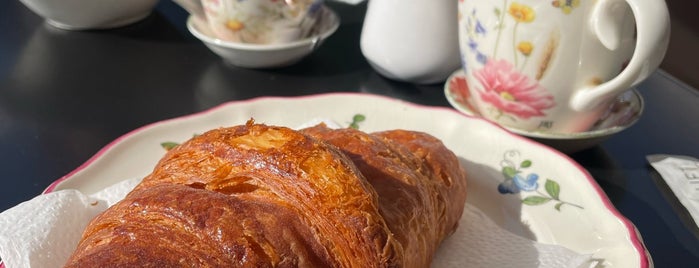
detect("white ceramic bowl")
(187, 7), (340, 69)
(19, 0), (159, 30)
(444, 70), (644, 153)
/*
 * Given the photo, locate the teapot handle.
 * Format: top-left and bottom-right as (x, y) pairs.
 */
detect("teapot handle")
(571, 0), (669, 111)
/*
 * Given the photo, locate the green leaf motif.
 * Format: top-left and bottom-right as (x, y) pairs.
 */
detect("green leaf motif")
(161, 142), (179, 151)
(522, 196), (551, 206)
(554, 202), (563, 211)
(545, 179), (561, 200)
(494, 8), (501, 17)
(498, 150), (585, 211)
(349, 114), (366, 129)
(502, 166), (517, 179)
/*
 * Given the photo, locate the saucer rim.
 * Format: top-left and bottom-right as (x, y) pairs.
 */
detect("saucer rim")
(186, 8), (340, 51)
(443, 70), (645, 141)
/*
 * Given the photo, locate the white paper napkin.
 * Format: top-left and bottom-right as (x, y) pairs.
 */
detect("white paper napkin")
(0, 178), (141, 268)
(433, 204), (591, 268)
(0, 190), (105, 268)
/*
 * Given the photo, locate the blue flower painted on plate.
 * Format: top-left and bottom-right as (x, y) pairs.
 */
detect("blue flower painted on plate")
(498, 173), (539, 194)
(498, 150), (583, 211)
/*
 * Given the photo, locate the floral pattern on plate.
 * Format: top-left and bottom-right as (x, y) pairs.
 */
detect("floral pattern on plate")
(497, 150), (583, 211)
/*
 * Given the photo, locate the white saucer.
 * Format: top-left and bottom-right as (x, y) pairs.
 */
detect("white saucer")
(187, 6), (339, 69)
(444, 70), (644, 153)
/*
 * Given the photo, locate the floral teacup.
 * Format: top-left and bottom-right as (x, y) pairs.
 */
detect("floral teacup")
(457, 0), (669, 133)
(200, 0), (325, 44)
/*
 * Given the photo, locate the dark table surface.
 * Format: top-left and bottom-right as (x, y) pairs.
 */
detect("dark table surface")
(1, 1), (698, 267)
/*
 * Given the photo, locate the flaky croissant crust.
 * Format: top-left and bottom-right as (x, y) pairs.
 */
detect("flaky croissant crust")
(64, 121), (467, 267)
(302, 125), (467, 267)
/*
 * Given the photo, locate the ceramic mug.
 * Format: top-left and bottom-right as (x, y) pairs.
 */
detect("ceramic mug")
(198, 0), (325, 44)
(457, 0), (669, 133)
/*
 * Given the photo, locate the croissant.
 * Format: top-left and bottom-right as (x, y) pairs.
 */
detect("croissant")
(64, 121), (467, 267)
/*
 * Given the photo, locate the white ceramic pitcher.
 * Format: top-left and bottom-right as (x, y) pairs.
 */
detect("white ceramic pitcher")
(360, 0), (461, 84)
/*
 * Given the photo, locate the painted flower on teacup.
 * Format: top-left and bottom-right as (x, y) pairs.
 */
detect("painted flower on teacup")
(474, 59), (555, 121)
(202, 0), (324, 44)
(461, 0), (563, 125)
(551, 0), (581, 14)
(459, 0), (668, 133)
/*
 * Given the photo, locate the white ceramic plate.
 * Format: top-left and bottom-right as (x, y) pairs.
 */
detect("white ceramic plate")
(43, 93), (649, 267)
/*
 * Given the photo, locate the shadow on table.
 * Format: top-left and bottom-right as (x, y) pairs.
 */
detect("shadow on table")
(359, 71), (449, 106)
(569, 147), (627, 204)
(192, 61), (367, 109)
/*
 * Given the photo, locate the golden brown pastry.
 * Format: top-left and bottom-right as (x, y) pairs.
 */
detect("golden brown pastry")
(64, 121), (467, 267)
(302, 125), (467, 267)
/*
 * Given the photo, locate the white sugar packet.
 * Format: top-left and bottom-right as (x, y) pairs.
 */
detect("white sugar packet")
(647, 154), (699, 228)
